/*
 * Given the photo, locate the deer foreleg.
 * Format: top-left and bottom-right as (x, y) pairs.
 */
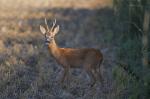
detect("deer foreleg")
(61, 67), (69, 84)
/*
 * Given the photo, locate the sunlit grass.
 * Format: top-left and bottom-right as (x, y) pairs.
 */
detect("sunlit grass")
(0, 0), (112, 10)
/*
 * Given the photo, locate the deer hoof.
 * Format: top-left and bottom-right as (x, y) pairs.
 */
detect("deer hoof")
(61, 83), (67, 89)
(88, 83), (95, 88)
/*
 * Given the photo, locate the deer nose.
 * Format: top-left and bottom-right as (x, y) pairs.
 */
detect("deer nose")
(45, 40), (49, 45)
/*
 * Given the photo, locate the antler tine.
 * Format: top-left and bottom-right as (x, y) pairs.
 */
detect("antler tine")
(45, 18), (49, 31)
(50, 19), (56, 31)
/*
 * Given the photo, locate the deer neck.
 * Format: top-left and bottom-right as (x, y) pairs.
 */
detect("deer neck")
(48, 39), (60, 59)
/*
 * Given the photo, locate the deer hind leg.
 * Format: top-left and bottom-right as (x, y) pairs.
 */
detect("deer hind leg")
(86, 68), (96, 87)
(98, 70), (104, 85)
(94, 68), (104, 86)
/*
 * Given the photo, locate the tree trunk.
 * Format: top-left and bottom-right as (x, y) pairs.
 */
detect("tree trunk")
(142, 9), (149, 67)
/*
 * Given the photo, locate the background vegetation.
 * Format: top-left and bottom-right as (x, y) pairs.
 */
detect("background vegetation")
(113, 0), (150, 99)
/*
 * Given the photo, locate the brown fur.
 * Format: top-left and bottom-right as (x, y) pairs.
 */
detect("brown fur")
(48, 40), (103, 87)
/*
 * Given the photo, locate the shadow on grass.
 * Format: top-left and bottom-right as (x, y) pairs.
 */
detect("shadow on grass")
(27, 7), (114, 47)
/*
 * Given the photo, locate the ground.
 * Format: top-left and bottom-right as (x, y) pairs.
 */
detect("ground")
(0, 0), (117, 99)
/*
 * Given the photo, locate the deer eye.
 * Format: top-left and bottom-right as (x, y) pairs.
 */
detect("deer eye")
(45, 34), (49, 38)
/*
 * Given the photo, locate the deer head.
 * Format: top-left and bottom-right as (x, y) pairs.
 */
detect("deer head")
(40, 18), (59, 45)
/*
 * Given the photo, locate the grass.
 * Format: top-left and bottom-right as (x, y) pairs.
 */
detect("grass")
(0, 0), (117, 99)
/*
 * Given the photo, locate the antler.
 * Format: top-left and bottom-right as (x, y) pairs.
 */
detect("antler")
(50, 19), (56, 32)
(44, 18), (56, 32)
(45, 18), (49, 32)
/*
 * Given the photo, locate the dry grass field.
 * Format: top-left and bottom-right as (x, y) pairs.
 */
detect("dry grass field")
(0, 0), (118, 99)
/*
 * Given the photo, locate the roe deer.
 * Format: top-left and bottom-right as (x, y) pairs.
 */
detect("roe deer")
(40, 18), (103, 87)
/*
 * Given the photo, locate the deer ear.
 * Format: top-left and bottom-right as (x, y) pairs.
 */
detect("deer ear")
(40, 25), (46, 35)
(53, 25), (59, 35)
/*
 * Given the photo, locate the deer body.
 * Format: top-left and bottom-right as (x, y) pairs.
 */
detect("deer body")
(40, 19), (103, 87)
(48, 40), (102, 69)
